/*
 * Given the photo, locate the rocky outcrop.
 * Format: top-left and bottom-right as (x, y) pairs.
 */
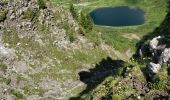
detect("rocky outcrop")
(149, 36), (163, 50)
(148, 62), (161, 76)
(146, 36), (170, 80)
(0, 0), (92, 99)
(159, 48), (170, 64)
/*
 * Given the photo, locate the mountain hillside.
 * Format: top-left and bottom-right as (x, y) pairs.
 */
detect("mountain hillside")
(0, 0), (125, 99)
(0, 0), (169, 100)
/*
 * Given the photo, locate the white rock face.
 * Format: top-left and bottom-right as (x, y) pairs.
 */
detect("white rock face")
(149, 36), (164, 50)
(10, 13), (16, 20)
(159, 48), (170, 64)
(0, 45), (15, 57)
(148, 62), (161, 74)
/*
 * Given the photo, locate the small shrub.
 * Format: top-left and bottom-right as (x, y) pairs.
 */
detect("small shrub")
(69, 33), (75, 42)
(168, 66), (170, 75)
(17, 76), (26, 84)
(0, 10), (7, 22)
(37, 0), (46, 9)
(13, 31), (20, 45)
(2, 30), (20, 47)
(6, 78), (11, 85)
(2, 30), (10, 43)
(0, 63), (7, 72)
(54, 11), (61, 20)
(85, 14), (93, 31)
(70, 3), (78, 20)
(149, 74), (160, 83)
(79, 12), (87, 30)
(112, 94), (122, 100)
(22, 8), (36, 20)
(10, 89), (24, 99)
(0, 76), (11, 85)
(148, 81), (165, 90)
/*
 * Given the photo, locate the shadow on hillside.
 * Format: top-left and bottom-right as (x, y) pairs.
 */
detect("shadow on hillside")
(69, 57), (125, 100)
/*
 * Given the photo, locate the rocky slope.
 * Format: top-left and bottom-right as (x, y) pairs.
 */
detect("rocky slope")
(0, 0), (169, 100)
(0, 0), (127, 99)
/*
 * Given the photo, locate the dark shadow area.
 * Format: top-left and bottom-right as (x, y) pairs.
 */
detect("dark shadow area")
(69, 57), (126, 100)
(153, 96), (170, 100)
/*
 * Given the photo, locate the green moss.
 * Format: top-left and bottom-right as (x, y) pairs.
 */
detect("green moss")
(79, 12), (93, 31)
(54, 11), (61, 19)
(22, 8), (38, 21)
(2, 30), (20, 47)
(0, 76), (7, 83)
(37, 24), (50, 33)
(2, 30), (10, 44)
(112, 94), (122, 100)
(0, 63), (7, 72)
(70, 3), (78, 20)
(0, 76), (11, 85)
(22, 86), (46, 96)
(6, 78), (11, 85)
(13, 32), (20, 45)
(10, 89), (25, 100)
(148, 81), (166, 90)
(0, 10), (7, 22)
(37, 0), (47, 9)
(17, 76), (26, 84)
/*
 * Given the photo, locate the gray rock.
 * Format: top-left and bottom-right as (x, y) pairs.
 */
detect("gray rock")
(149, 36), (164, 50)
(159, 48), (170, 64)
(22, 22), (32, 29)
(0, 24), (3, 30)
(138, 48), (143, 57)
(23, 0), (29, 7)
(148, 62), (161, 74)
(126, 49), (133, 58)
(27, 95), (42, 100)
(0, 45), (15, 58)
(10, 13), (16, 20)
(8, 9), (14, 16)
(16, 7), (24, 17)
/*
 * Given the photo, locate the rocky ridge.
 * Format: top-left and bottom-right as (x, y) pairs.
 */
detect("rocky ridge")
(146, 36), (170, 80)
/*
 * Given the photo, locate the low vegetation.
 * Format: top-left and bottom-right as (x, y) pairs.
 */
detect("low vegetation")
(0, 63), (7, 72)
(10, 89), (25, 99)
(0, 10), (7, 22)
(2, 30), (20, 47)
(69, 4), (93, 34)
(0, 0), (169, 99)
(70, 4), (78, 20)
(79, 12), (93, 31)
(37, 0), (46, 9)
(22, 8), (38, 21)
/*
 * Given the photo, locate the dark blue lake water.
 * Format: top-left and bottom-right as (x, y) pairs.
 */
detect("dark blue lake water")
(90, 6), (145, 26)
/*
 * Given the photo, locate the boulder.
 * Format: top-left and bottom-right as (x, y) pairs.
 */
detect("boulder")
(149, 36), (164, 50)
(159, 48), (170, 64)
(9, 13), (15, 20)
(16, 7), (24, 17)
(23, 0), (29, 7)
(148, 62), (161, 74)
